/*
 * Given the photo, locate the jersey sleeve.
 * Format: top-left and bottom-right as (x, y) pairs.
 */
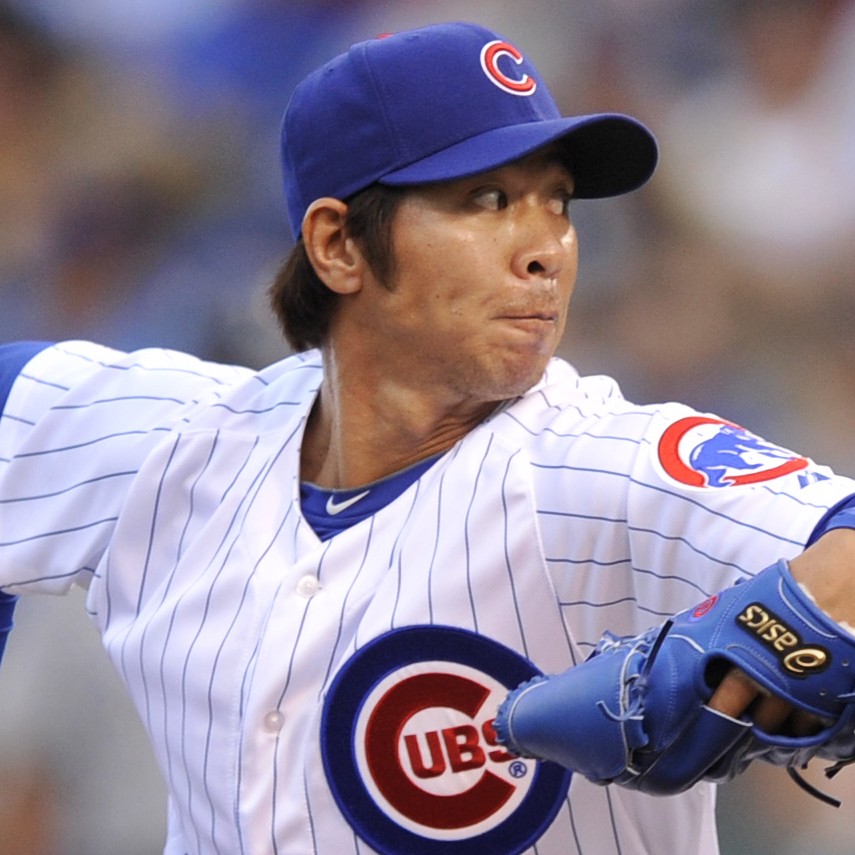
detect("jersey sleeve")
(515, 367), (855, 649)
(621, 403), (855, 613)
(0, 344), (46, 661)
(0, 341), (252, 595)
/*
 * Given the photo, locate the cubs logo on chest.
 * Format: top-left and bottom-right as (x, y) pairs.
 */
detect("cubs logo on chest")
(321, 626), (570, 854)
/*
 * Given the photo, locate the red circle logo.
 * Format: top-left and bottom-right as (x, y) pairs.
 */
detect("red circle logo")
(356, 663), (529, 837)
(479, 40), (537, 96)
(657, 416), (809, 489)
(321, 626), (571, 854)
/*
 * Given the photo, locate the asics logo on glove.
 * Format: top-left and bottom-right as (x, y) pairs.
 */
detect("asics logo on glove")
(737, 603), (830, 676)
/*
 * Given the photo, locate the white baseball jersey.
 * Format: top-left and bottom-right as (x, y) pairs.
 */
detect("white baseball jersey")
(1, 340), (853, 855)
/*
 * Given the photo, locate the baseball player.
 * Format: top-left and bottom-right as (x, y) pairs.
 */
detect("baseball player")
(2, 21), (855, 855)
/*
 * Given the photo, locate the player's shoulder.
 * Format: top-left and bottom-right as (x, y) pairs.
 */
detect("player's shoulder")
(187, 348), (323, 434)
(0, 341), (323, 464)
(492, 357), (855, 506)
(493, 357), (647, 437)
(0, 340), (262, 469)
(487, 357), (724, 468)
(14, 339), (248, 383)
(6, 340), (252, 416)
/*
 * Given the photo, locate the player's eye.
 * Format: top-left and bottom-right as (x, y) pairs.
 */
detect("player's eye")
(547, 190), (574, 220)
(471, 188), (508, 211)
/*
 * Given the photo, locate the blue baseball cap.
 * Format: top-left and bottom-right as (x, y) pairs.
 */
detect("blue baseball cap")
(280, 21), (658, 238)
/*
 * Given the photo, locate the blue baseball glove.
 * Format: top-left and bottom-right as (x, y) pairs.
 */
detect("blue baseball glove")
(493, 560), (855, 798)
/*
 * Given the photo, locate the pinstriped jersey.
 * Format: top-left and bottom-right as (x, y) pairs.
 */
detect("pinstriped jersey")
(1, 341), (853, 855)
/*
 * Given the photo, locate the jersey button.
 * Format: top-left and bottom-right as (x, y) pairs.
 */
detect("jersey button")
(263, 710), (285, 733)
(296, 574), (320, 597)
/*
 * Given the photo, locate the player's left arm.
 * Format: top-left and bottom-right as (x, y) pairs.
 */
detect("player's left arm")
(494, 504), (855, 798)
(711, 496), (855, 723)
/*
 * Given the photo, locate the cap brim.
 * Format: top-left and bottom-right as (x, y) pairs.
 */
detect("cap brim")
(379, 113), (657, 199)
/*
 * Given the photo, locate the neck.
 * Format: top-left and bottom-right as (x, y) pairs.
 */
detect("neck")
(300, 359), (500, 489)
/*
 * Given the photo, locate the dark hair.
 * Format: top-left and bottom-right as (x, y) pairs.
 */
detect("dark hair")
(269, 183), (406, 352)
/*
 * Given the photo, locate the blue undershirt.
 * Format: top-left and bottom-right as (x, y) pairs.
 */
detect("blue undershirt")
(0, 341), (51, 408)
(300, 454), (442, 541)
(807, 493), (855, 545)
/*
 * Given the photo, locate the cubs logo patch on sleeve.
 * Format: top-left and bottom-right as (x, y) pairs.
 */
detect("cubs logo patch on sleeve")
(321, 626), (571, 855)
(656, 415), (809, 489)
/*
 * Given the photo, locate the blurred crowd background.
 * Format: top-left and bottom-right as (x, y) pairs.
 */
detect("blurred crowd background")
(1, 0), (854, 852)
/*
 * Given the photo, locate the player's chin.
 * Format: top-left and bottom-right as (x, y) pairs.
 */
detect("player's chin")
(486, 349), (554, 399)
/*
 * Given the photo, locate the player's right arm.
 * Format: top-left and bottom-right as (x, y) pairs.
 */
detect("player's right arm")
(0, 341), (251, 599)
(0, 342), (54, 664)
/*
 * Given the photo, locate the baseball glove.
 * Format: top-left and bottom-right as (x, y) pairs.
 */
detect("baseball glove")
(493, 559), (855, 799)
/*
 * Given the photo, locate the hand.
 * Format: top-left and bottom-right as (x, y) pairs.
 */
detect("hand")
(709, 529), (855, 739)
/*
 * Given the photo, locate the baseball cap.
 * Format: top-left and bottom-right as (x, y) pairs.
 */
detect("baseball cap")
(280, 21), (658, 238)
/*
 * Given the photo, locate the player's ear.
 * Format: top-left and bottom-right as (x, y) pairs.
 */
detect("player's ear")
(301, 198), (365, 295)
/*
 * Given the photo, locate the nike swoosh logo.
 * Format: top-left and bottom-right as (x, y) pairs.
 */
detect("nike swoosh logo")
(325, 490), (370, 516)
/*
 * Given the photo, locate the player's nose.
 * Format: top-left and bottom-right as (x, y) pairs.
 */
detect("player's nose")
(511, 207), (573, 283)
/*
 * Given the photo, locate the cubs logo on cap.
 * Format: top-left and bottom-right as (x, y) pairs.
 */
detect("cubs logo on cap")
(480, 40), (537, 95)
(321, 626), (571, 854)
(657, 415), (809, 489)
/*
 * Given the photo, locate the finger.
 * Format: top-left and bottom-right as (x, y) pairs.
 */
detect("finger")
(709, 669), (824, 736)
(786, 707), (829, 737)
(708, 668), (761, 718)
(750, 694), (793, 733)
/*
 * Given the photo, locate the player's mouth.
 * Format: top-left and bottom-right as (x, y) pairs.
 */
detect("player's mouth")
(497, 312), (559, 329)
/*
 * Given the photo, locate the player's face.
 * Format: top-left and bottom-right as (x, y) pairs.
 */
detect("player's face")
(366, 149), (578, 404)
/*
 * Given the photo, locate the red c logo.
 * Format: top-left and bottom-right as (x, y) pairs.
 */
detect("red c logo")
(480, 40), (537, 95)
(364, 672), (515, 830)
